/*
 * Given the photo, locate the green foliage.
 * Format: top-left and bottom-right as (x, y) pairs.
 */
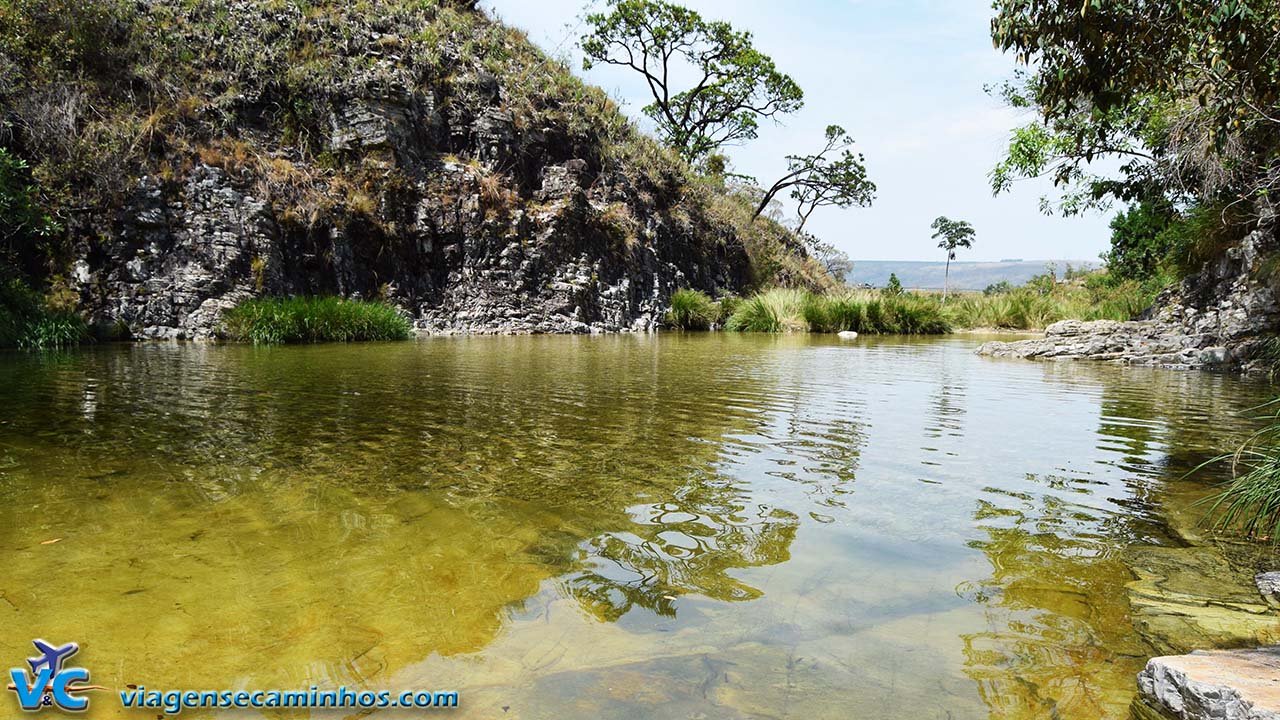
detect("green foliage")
(803, 292), (951, 335)
(0, 148), (60, 279)
(0, 279), (88, 349)
(983, 280), (1013, 296)
(752, 125), (875, 230)
(220, 297), (412, 344)
(725, 288), (809, 332)
(1201, 401), (1280, 545)
(931, 216), (976, 258)
(665, 288), (716, 330)
(1105, 200), (1190, 282)
(581, 0), (803, 161)
(945, 273), (1156, 330)
(884, 273), (904, 296)
(989, 1), (1280, 219)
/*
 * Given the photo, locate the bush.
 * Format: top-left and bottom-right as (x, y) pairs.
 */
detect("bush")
(220, 297), (412, 344)
(0, 279), (88, 349)
(665, 288), (716, 330)
(726, 288), (810, 332)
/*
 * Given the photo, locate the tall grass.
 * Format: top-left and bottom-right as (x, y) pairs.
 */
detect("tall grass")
(0, 279), (89, 349)
(665, 289), (717, 330)
(725, 289), (950, 334)
(803, 291), (951, 334)
(943, 279), (1155, 330)
(220, 297), (412, 344)
(1201, 401), (1280, 544)
(726, 288), (811, 332)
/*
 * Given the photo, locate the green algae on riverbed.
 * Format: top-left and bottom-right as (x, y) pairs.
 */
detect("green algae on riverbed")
(0, 334), (1276, 719)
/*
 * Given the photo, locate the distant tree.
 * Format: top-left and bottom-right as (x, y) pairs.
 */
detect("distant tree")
(931, 216), (975, 303)
(983, 280), (1013, 296)
(751, 125), (875, 231)
(804, 235), (853, 281)
(581, 0), (804, 161)
(884, 272), (904, 296)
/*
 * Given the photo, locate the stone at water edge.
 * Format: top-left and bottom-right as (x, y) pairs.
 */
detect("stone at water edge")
(1260, 573), (1280, 610)
(837, 331), (858, 340)
(1137, 648), (1280, 720)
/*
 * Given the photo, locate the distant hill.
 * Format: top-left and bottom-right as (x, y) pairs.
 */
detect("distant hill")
(845, 260), (1100, 291)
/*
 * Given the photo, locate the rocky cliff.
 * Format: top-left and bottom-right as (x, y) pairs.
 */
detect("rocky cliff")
(1, 0), (818, 338)
(978, 213), (1280, 372)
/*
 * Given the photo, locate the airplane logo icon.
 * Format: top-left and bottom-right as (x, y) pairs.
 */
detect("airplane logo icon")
(27, 642), (78, 676)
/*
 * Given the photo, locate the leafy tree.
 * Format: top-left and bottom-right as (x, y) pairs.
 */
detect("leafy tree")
(581, 0), (804, 161)
(0, 148), (59, 281)
(884, 272), (904, 296)
(751, 125), (875, 231)
(988, 1), (1280, 222)
(1105, 200), (1181, 282)
(931, 216), (975, 303)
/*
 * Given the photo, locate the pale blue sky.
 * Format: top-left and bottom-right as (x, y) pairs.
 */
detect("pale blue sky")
(480, 0), (1113, 262)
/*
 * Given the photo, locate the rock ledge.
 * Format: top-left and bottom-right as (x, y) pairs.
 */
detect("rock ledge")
(1137, 648), (1280, 720)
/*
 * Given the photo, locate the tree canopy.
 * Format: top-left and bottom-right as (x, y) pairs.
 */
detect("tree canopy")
(751, 125), (875, 231)
(932, 216), (975, 258)
(581, 0), (804, 161)
(988, 0), (1280, 221)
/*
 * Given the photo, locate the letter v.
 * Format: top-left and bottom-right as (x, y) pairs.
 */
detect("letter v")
(10, 668), (51, 710)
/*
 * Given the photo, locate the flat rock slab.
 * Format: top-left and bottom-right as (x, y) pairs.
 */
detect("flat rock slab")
(1138, 647), (1280, 720)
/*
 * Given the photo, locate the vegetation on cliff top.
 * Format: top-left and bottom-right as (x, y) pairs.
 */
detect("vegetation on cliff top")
(0, 0), (837, 346)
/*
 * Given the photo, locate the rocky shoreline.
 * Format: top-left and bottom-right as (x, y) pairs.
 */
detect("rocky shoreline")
(977, 220), (1279, 373)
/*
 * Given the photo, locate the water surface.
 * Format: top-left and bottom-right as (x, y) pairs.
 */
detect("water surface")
(0, 334), (1274, 719)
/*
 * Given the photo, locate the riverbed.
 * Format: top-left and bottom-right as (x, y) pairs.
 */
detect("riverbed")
(1, 334), (1275, 719)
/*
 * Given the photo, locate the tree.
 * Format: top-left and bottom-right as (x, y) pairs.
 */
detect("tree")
(931, 216), (975, 303)
(884, 273), (904, 296)
(581, 0), (804, 161)
(751, 125), (875, 231)
(804, 235), (853, 281)
(988, 1), (1280, 223)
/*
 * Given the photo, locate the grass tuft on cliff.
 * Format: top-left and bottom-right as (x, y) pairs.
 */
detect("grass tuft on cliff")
(220, 297), (412, 344)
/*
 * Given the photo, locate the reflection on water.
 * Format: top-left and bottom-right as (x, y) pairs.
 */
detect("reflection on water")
(0, 334), (1274, 719)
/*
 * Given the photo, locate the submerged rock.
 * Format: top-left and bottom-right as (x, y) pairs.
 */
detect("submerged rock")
(1136, 647), (1280, 720)
(1125, 545), (1280, 654)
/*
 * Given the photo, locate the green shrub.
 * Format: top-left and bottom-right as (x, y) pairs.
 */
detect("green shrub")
(665, 288), (716, 330)
(726, 288), (810, 332)
(715, 293), (740, 326)
(0, 279), (88, 349)
(220, 296), (412, 344)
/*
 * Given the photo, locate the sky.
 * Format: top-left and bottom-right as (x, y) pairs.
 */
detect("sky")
(479, 0), (1115, 263)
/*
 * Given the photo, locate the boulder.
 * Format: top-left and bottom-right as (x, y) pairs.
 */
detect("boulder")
(1137, 647), (1280, 720)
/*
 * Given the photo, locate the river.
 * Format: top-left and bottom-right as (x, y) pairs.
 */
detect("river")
(1, 334), (1275, 719)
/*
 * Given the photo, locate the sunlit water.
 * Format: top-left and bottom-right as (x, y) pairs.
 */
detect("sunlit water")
(0, 334), (1275, 719)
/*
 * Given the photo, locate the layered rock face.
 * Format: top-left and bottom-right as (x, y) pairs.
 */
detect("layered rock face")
(978, 219), (1280, 371)
(30, 2), (758, 339)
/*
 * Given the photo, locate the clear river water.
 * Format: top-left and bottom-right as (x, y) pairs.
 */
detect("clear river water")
(1, 334), (1276, 719)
